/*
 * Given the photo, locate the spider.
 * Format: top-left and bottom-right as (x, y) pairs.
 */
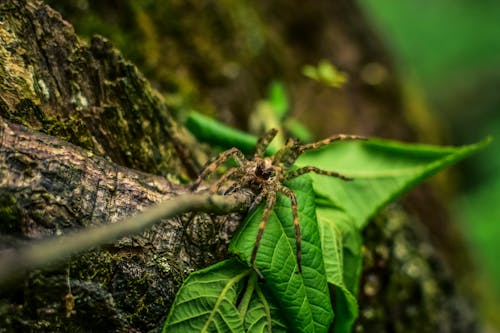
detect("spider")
(190, 128), (364, 274)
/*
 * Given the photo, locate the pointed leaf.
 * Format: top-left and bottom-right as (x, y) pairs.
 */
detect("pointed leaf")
(297, 137), (489, 331)
(163, 259), (250, 333)
(244, 278), (288, 333)
(316, 206), (361, 333)
(230, 176), (333, 333)
(186, 112), (258, 155)
(297, 137), (491, 228)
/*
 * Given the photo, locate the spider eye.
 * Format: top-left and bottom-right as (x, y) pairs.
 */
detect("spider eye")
(256, 163), (273, 179)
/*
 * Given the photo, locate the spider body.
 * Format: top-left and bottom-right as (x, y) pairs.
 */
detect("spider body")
(248, 158), (279, 189)
(190, 129), (364, 274)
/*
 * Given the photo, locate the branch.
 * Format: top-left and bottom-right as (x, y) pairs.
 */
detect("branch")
(0, 191), (250, 286)
(0, 116), (250, 289)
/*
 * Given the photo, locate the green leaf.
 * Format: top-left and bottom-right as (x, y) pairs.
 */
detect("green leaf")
(186, 112), (259, 155)
(331, 215), (362, 298)
(302, 60), (348, 88)
(184, 117), (490, 332)
(268, 81), (289, 119)
(284, 118), (314, 143)
(297, 137), (489, 331)
(163, 259), (250, 333)
(244, 277), (288, 333)
(186, 112), (282, 156)
(316, 207), (361, 333)
(250, 101), (286, 149)
(230, 176), (334, 333)
(296, 137), (491, 228)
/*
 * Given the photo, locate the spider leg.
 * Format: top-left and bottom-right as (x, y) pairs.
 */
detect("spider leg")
(250, 190), (276, 275)
(299, 134), (366, 153)
(208, 167), (242, 194)
(220, 172), (256, 196)
(285, 166), (352, 181)
(190, 147), (246, 191)
(252, 128), (279, 158)
(247, 187), (269, 212)
(280, 135), (366, 168)
(272, 137), (301, 166)
(279, 186), (302, 273)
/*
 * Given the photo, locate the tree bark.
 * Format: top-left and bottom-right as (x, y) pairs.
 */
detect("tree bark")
(0, 0), (198, 178)
(0, 116), (243, 331)
(0, 1), (237, 331)
(0, 0), (478, 332)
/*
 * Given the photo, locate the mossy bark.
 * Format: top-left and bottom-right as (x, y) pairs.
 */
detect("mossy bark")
(0, 0), (198, 179)
(0, 1), (230, 331)
(0, 0), (478, 332)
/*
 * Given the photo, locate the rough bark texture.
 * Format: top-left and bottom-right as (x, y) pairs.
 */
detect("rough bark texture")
(0, 1), (235, 331)
(0, 115), (240, 332)
(0, 0), (198, 178)
(0, 0), (478, 332)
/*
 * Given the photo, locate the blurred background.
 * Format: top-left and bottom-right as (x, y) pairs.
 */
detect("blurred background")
(360, 0), (500, 327)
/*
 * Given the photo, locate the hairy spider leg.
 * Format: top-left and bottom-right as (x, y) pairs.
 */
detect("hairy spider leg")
(252, 128), (279, 158)
(247, 185), (269, 212)
(280, 135), (367, 168)
(271, 134), (363, 167)
(286, 166), (353, 181)
(300, 134), (366, 153)
(190, 147), (246, 191)
(208, 167), (242, 194)
(250, 190), (276, 276)
(279, 186), (302, 273)
(272, 137), (302, 167)
(216, 169), (261, 198)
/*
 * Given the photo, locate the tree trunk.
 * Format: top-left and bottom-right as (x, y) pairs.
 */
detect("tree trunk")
(0, 1), (236, 331)
(0, 0), (478, 332)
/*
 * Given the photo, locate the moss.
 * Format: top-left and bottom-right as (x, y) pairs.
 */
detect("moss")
(10, 98), (44, 128)
(65, 249), (185, 331)
(0, 30), (38, 100)
(0, 192), (21, 234)
(0, 96), (11, 114)
(43, 115), (95, 150)
(3, 98), (95, 153)
(356, 205), (476, 332)
(0, 246), (187, 331)
(46, 0), (273, 121)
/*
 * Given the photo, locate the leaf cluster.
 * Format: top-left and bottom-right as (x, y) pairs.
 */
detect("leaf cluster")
(165, 117), (489, 332)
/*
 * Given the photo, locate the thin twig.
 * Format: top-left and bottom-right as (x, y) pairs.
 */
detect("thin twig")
(0, 191), (250, 286)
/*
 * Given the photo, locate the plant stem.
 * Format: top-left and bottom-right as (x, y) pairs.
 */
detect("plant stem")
(0, 191), (250, 286)
(238, 271), (257, 317)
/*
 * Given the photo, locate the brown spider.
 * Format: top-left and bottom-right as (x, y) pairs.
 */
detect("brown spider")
(190, 129), (364, 273)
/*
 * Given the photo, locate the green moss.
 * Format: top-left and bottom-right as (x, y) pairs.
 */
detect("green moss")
(0, 192), (20, 234)
(43, 115), (95, 150)
(46, 0), (273, 120)
(4, 100), (94, 152)
(357, 205), (474, 332)
(11, 98), (44, 126)
(0, 96), (10, 114)
(62, 249), (186, 330)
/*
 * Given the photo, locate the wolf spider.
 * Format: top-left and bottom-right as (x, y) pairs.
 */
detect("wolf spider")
(190, 129), (364, 274)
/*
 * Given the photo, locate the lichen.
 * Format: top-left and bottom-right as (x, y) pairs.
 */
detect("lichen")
(0, 19), (40, 109)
